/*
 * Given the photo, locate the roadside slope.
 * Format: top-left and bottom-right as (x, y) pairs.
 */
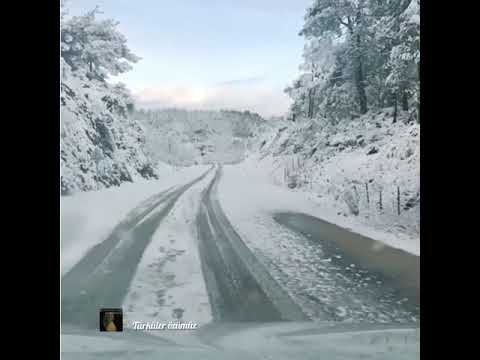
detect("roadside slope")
(255, 109), (420, 253)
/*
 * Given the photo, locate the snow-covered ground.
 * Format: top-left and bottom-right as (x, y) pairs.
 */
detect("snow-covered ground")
(122, 170), (216, 329)
(253, 109), (420, 253)
(60, 58), (157, 194)
(216, 323), (420, 360)
(60, 164), (209, 277)
(217, 160), (419, 322)
(218, 157), (419, 257)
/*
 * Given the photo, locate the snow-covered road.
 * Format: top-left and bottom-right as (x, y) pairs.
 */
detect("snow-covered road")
(61, 167), (213, 329)
(196, 166), (307, 321)
(61, 162), (419, 358)
(62, 322), (420, 359)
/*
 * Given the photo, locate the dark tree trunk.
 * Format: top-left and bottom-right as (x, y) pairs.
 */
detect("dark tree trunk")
(355, 63), (368, 114)
(402, 90), (409, 111)
(307, 89), (314, 118)
(354, 34), (368, 115)
(393, 92), (398, 123)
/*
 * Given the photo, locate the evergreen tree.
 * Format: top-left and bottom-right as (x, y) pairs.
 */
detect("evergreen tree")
(61, 7), (140, 80)
(300, 0), (372, 114)
(287, 0), (420, 123)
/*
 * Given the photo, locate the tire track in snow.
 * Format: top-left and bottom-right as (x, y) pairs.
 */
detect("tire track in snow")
(61, 167), (213, 329)
(196, 166), (308, 321)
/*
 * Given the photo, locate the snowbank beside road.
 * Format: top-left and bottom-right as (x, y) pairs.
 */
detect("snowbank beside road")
(248, 109), (420, 254)
(60, 165), (209, 276)
(217, 158), (419, 257)
(217, 160), (419, 321)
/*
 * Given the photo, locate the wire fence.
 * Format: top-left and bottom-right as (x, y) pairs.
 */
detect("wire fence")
(275, 155), (418, 218)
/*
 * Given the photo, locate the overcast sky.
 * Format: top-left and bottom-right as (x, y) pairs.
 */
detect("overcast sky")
(66, 0), (312, 118)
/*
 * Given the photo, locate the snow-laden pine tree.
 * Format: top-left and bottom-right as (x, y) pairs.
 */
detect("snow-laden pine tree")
(285, 38), (337, 121)
(60, 6), (156, 194)
(61, 7), (140, 80)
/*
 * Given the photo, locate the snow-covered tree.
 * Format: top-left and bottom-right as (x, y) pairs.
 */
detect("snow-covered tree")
(368, 1), (419, 115)
(385, 1), (420, 119)
(61, 7), (140, 80)
(60, 5), (156, 194)
(300, 0), (373, 115)
(285, 76), (310, 120)
(287, 0), (420, 123)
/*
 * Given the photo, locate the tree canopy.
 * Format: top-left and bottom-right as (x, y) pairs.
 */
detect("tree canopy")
(287, 0), (420, 123)
(61, 7), (140, 80)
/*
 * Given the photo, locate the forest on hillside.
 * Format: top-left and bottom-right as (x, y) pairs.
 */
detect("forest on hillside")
(285, 0), (420, 125)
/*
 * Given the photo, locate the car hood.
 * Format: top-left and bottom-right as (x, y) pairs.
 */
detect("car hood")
(61, 321), (420, 360)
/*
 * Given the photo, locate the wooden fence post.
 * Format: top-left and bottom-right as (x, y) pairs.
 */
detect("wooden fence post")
(397, 186), (401, 215)
(365, 182), (370, 206)
(353, 185), (359, 214)
(379, 189), (383, 212)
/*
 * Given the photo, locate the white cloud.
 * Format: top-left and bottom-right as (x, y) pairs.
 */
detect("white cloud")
(132, 82), (291, 118)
